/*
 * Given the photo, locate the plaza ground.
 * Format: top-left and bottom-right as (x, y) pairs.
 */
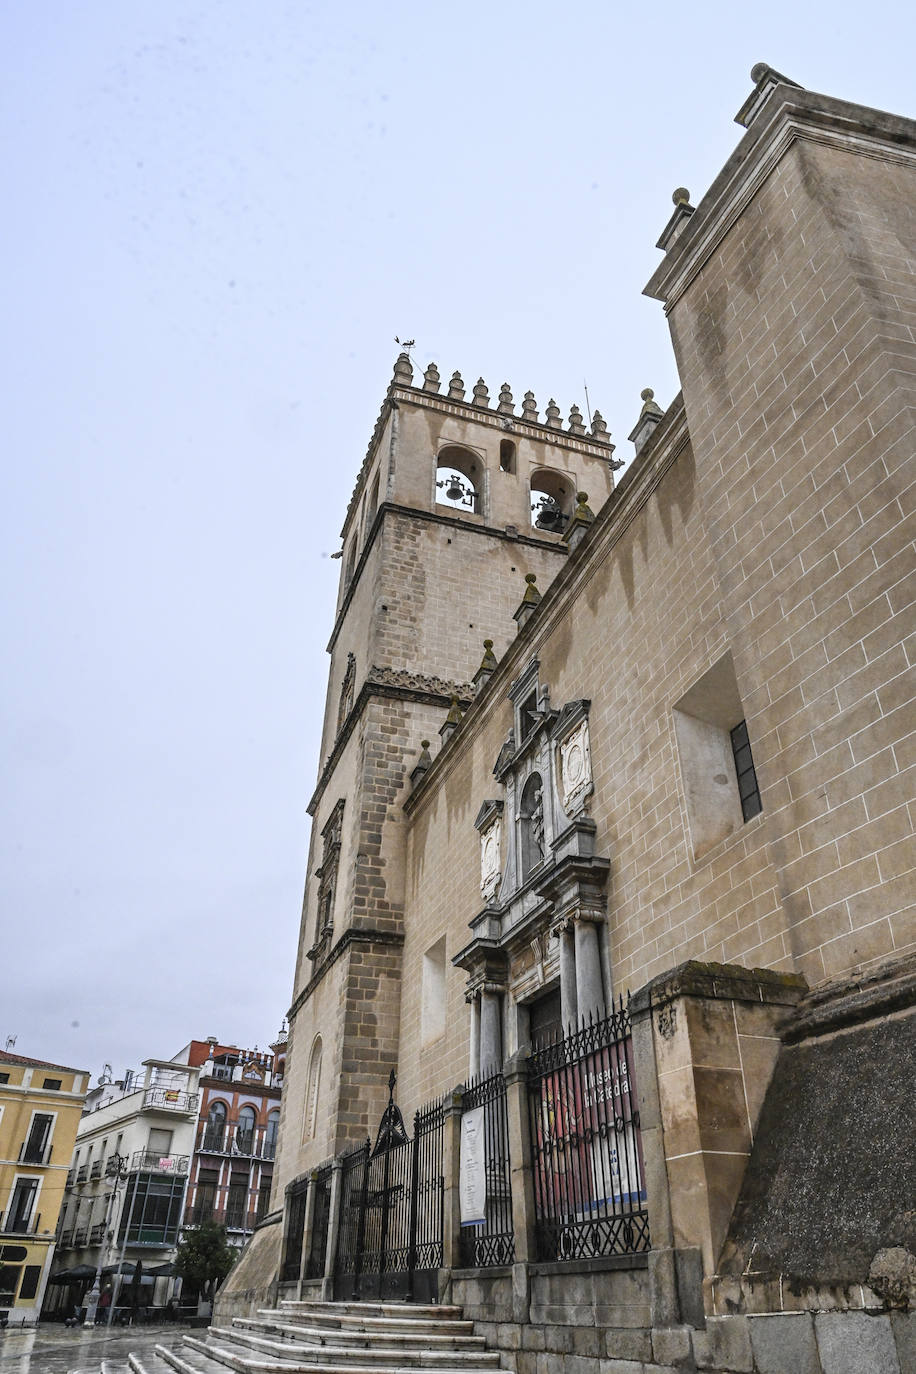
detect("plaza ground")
(0, 1322), (184, 1373)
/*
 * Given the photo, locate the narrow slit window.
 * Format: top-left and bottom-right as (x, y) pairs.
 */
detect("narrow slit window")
(730, 720), (762, 822)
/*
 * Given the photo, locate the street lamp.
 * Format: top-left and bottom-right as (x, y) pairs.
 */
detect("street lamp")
(83, 1152), (128, 1326)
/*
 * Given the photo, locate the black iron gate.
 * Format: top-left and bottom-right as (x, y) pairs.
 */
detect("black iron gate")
(333, 1073), (443, 1302)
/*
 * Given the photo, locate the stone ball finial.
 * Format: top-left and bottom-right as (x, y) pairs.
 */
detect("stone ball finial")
(421, 740), (430, 750)
(484, 638), (493, 648)
(577, 492), (588, 504)
(525, 573), (537, 584)
(672, 187), (691, 206)
(641, 387), (655, 402)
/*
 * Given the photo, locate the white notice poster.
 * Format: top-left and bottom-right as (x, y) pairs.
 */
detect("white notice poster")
(459, 1106), (487, 1225)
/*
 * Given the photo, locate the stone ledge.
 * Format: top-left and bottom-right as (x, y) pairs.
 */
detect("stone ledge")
(783, 950), (916, 1045)
(528, 1254), (650, 1277)
(630, 960), (807, 1017)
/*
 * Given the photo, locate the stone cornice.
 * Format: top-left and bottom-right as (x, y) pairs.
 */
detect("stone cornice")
(287, 926), (405, 1022)
(308, 668), (474, 817)
(388, 384), (619, 460)
(645, 83), (916, 311)
(402, 395), (690, 816)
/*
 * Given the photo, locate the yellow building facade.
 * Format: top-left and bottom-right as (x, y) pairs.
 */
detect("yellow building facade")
(0, 1051), (88, 1326)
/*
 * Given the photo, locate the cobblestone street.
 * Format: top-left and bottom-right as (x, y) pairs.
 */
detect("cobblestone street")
(0, 1323), (184, 1373)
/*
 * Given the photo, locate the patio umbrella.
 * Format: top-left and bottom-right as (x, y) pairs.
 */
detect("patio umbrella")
(48, 1264), (99, 1283)
(146, 1262), (177, 1276)
(102, 1261), (143, 1275)
(128, 1259), (143, 1308)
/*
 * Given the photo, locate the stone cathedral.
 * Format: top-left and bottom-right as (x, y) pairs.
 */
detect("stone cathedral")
(215, 67), (915, 1374)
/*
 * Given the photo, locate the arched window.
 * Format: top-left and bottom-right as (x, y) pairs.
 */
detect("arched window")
(366, 471), (381, 531)
(203, 1100), (227, 1152)
(530, 469), (575, 533)
(435, 445), (482, 514)
(520, 773), (546, 879)
(302, 1036), (323, 1143)
(499, 439), (516, 473)
(337, 653), (356, 735)
(265, 1109), (280, 1160)
(235, 1105), (256, 1156)
(343, 540), (357, 590)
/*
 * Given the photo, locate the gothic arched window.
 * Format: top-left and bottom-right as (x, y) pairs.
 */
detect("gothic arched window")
(302, 1036), (323, 1143)
(337, 654), (356, 735)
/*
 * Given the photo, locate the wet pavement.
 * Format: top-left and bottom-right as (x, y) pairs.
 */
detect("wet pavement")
(0, 1322), (184, 1373)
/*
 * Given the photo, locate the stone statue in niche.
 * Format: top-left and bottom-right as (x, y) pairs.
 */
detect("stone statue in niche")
(520, 773), (545, 878)
(559, 718), (592, 813)
(480, 815), (502, 899)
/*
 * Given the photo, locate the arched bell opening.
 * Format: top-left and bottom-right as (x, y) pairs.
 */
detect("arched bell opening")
(530, 469), (575, 533)
(436, 445), (482, 514)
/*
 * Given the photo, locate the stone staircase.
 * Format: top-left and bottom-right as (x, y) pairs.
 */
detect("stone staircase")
(125, 1300), (501, 1374)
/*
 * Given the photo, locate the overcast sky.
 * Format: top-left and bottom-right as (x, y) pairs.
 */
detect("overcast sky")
(2, 1), (913, 1082)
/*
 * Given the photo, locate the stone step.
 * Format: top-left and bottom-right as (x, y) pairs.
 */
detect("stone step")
(131, 1345), (229, 1374)
(280, 1303), (464, 1321)
(187, 1333), (494, 1374)
(236, 1317), (488, 1351)
(268, 1310), (474, 1336)
(189, 1334), (305, 1370)
(210, 1325), (499, 1369)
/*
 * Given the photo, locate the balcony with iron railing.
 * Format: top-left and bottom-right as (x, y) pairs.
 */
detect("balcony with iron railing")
(196, 1121), (278, 1160)
(89, 1221), (107, 1244)
(75, 1163), (89, 1184)
(143, 1087), (199, 1114)
(89, 1160), (103, 1179)
(186, 1204), (259, 1233)
(129, 1150), (190, 1175)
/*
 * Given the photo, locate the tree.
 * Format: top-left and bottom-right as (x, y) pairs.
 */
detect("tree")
(174, 1221), (236, 1299)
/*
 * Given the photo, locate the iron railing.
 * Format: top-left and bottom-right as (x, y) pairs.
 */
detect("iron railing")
(281, 1180), (310, 1281)
(197, 1121), (278, 1159)
(304, 1162), (333, 1279)
(333, 1078), (444, 1302)
(143, 1087), (198, 1113)
(458, 1070), (514, 1268)
(129, 1150), (190, 1174)
(526, 1000), (649, 1261)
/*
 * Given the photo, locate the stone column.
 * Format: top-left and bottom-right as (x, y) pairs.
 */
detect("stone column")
(479, 988), (502, 1074)
(559, 926), (578, 1032)
(320, 1157), (344, 1300)
(440, 1087), (464, 1279)
(574, 918), (605, 1021)
(503, 1051), (537, 1322)
(468, 995), (480, 1078)
(297, 1172), (317, 1298)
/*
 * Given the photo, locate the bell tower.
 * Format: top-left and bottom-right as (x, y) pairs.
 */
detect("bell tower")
(276, 352), (621, 1191)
